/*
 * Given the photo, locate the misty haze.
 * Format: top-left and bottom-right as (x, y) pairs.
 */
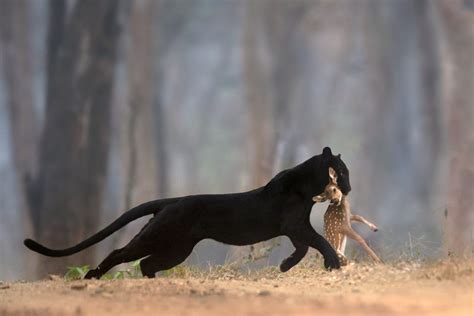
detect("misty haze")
(0, 1), (472, 316)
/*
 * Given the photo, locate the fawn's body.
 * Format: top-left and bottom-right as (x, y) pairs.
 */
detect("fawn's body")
(314, 168), (382, 265)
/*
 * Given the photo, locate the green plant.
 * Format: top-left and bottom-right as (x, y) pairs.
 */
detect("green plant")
(130, 259), (142, 277)
(64, 260), (142, 280)
(64, 265), (90, 280)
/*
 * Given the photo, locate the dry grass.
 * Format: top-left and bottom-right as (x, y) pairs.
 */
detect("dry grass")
(160, 252), (473, 284)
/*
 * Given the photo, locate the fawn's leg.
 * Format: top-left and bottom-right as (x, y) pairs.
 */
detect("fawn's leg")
(336, 249), (348, 266)
(342, 226), (383, 264)
(336, 235), (348, 266)
(350, 214), (378, 232)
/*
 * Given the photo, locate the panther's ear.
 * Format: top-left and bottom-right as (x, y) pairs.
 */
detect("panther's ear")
(337, 154), (341, 159)
(328, 167), (337, 184)
(322, 147), (332, 158)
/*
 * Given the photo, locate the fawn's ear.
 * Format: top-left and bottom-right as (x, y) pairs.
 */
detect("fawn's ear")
(328, 167), (337, 184)
(313, 194), (327, 203)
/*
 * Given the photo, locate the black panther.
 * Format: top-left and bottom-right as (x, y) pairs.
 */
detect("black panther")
(24, 147), (351, 278)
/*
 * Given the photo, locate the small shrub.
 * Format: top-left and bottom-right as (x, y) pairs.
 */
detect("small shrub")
(64, 265), (90, 280)
(64, 260), (142, 280)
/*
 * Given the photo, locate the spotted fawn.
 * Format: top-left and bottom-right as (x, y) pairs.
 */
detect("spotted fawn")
(313, 167), (382, 265)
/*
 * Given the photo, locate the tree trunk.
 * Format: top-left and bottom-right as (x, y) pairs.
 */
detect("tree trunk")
(0, 0), (38, 220)
(113, 0), (164, 248)
(240, 0), (309, 264)
(243, 0), (276, 189)
(0, 0), (38, 280)
(150, 0), (196, 197)
(34, 0), (126, 275)
(436, 0), (474, 256)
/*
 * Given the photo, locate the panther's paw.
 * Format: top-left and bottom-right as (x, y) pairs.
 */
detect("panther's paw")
(279, 259), (293, 272)
(84, 269), (102, 280)
(324, 253), (341, 271)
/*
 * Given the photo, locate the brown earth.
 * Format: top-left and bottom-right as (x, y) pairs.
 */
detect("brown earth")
(0, 259), (472, 316)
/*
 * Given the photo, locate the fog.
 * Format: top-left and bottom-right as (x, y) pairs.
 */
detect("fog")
(0, 0), (472, 280)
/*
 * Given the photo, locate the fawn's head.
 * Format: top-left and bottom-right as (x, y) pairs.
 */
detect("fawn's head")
(312, 167), (343, 205)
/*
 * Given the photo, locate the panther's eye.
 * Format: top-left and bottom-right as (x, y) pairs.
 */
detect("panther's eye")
(332, 188), (336, 193)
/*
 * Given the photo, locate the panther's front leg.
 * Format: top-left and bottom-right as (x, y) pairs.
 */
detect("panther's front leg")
(279, 239), (308, 272)
(288, 222), (340, 270)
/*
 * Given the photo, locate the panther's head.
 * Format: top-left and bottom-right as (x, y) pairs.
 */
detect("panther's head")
(322, 147), (351, 195)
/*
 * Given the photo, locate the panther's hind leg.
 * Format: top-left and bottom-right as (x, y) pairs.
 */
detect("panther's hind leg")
(84, 245), (150, 279)
(140, 241), (197, 278)
(84, 220), (155, 279)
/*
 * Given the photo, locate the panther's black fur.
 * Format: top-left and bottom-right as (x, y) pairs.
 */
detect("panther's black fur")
(24, 147), (351, 278)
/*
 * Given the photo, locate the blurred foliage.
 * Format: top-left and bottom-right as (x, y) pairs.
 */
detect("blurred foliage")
(64, 260), (142, 280)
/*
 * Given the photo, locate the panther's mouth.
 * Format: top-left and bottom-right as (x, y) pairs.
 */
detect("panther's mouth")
(341, 184), (351, 195)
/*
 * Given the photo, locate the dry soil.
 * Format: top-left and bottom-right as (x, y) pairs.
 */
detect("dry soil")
(0, 259), (472, 316)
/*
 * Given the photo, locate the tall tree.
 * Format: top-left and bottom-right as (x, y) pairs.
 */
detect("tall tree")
(0, 0), (38, 280)
(113, 0), (164, 248)
(152, 0), (194, 197)
(126, 0), (158, 212)
(32, 0), (126, 275)
(243, 0), (275, 188)
(244, 0), (310, 188)
(436, 0), (474, 256)
(362, 0), (444, 240)
(241, 0), (310, 264)
(0, 0), (38, 220)
(265, 0), (309, 170)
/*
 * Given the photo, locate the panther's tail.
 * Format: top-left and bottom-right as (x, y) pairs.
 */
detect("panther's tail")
(24, 197), (181, 257)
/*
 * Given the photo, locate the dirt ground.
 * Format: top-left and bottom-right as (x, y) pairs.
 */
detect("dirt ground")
(0, 259), (472, 316)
